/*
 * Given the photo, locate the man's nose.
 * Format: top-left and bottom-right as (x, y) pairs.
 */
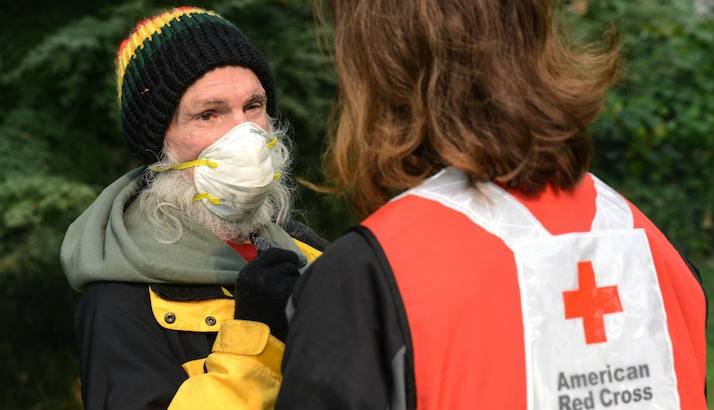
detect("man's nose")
(228, 111), (250, 127)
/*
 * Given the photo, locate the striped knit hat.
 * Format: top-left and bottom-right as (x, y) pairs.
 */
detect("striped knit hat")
(116, 7), (277, 163)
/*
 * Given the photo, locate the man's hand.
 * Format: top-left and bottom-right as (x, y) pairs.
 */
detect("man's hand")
(234, 248), (300, 342)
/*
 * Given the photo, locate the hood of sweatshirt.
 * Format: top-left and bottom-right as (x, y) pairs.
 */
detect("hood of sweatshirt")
(60, 167), (305, 290)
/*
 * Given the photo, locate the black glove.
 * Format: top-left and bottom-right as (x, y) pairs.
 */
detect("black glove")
(234, 248), (300, 342)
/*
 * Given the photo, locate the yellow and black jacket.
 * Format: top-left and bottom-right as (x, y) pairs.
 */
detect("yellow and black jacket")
(75, 232), (323, 410)
(62, 168), (326, 410)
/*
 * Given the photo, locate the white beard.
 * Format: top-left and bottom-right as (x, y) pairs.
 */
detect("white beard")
(138, 123), (294, 244)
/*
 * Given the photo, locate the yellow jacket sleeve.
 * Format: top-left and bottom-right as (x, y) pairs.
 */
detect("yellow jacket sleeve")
(168, 320), (284, 410)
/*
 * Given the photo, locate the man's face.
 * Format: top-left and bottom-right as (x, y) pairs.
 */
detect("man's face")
(165, 66), (269, 161)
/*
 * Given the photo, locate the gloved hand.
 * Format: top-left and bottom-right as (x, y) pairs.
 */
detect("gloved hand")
(234, 248), (300, 342)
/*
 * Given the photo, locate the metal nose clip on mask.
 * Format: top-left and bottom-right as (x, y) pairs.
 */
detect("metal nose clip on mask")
(152, 122), (280, 221)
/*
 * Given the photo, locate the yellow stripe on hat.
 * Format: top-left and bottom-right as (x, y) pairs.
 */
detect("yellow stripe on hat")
(115, 7), (217, 100)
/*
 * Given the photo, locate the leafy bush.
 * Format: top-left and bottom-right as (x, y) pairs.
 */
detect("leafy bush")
(573, 0), (714, 259)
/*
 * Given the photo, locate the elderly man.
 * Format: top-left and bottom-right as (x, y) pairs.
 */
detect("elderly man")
(60, 7), (325, 410)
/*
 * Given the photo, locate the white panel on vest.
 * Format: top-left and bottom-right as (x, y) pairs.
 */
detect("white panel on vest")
(514, 231), (679, 410)
(406, 168), (680, 410)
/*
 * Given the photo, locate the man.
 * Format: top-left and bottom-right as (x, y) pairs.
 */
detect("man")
(60, 7), (325, 410)
(275, 0), (707, 409)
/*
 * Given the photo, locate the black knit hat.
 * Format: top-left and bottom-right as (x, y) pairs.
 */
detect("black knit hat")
(115, 7), (277, 163)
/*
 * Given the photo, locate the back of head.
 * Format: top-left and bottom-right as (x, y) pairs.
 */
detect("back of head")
(323, 0), (620, 215)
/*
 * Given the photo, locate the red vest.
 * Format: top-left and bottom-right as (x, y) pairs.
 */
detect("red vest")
(363, 169), (706, 409)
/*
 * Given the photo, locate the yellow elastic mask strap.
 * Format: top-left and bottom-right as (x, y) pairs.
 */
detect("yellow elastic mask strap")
(266, 137), (278, 150)
(273, 171), (282, 181)
(193, 192), (221, 205)
(150, 159), (218, 173)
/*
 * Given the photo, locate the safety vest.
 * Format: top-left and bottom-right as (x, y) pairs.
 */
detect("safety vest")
(363, 167), (706, 409)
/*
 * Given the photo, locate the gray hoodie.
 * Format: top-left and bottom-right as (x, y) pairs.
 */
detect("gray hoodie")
(60, 167), (305, 290)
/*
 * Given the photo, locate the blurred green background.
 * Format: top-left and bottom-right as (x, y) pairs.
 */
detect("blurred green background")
(0, 0), (711, 408)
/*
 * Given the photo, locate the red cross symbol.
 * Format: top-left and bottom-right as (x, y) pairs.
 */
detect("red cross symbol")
(563, 261), (623, 344)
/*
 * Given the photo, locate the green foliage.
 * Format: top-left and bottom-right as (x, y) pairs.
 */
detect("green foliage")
(572, 0), (714, 259)
(1, 3), (148, 184)
(0, 175), (96, 273)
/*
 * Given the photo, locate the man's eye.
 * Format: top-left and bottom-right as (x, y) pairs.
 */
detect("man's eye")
(245, 103), (263, 111)
(196, 111), (216, 121)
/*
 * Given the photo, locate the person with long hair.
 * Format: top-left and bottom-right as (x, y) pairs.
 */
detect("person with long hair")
(275, 0), (707, 408)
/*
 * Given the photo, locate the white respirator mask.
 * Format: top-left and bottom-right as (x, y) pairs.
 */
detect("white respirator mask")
(152, 122), (280, 221)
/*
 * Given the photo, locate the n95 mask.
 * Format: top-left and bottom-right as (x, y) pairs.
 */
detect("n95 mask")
(152, 122), (280, 221)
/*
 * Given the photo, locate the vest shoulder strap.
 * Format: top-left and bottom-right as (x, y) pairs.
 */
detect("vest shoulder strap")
(401, 168), (633, 245)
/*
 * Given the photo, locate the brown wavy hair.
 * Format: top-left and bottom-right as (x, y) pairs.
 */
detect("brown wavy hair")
(320, 0), (620, 216)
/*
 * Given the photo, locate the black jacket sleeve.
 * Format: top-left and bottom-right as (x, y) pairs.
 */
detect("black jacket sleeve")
(75, 282), (189, 410)
(276, 227), (415, 410)
(285, 218), (330, 251)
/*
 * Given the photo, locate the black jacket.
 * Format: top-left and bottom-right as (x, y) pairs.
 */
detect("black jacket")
(75, 224), (327, 410)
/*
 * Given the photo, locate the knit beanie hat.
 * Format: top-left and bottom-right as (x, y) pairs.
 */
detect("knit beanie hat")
(115, 7), (277, 163)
